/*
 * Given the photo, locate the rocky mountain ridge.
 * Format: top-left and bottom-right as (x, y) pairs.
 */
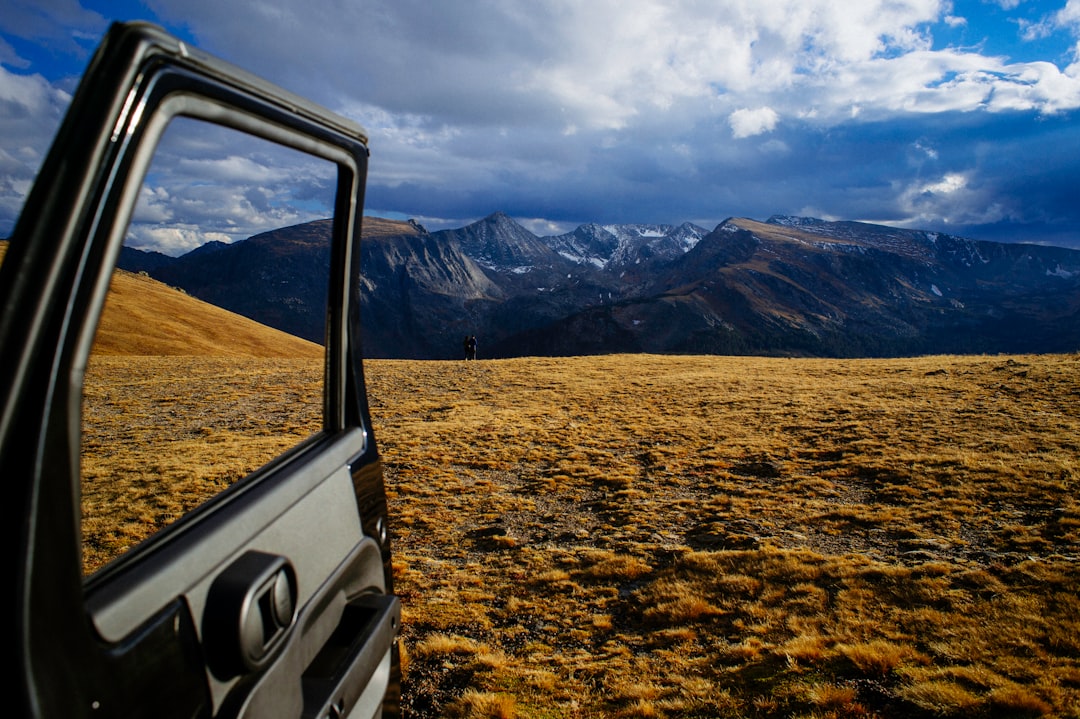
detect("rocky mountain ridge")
(543, 221), (707, 270)
(119, 212), (1080, 359)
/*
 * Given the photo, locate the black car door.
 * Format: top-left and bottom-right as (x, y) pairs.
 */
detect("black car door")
(1, 22), (399, 718)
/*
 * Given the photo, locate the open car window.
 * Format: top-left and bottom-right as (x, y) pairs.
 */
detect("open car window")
(81, 117), (336, 576)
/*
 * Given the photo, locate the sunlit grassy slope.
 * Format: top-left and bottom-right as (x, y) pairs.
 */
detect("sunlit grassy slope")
(2, 240), (320, 357)
(93, 267), (322, 357)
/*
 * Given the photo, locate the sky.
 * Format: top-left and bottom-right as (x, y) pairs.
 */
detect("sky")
(3, 0), (1080, 254)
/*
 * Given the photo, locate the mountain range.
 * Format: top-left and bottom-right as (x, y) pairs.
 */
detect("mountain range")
(119, 213), (1080, 359)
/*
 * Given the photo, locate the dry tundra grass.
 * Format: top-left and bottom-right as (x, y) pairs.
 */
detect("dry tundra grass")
(67, 257), (1079, 716)
(83, 352), (1080, 717)
(366, 354), (1079, 719)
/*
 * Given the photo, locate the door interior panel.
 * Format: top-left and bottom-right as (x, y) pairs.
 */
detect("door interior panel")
(87, 430), (370, 640)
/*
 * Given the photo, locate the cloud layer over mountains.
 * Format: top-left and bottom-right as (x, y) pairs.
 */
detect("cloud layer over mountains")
(3, 0), (1080, 249)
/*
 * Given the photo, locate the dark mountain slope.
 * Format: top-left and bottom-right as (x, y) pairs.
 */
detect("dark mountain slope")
(151, 219), (334, 342)
(433, 211), (562, 271)
(495, 217), (1080, 357)
(358, 227), (504, 359)
(120, 213), (1080, 359)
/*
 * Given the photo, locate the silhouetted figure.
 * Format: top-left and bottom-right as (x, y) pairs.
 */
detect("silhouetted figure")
(466, 335), (477, 360)
(463, 335), (471, 360)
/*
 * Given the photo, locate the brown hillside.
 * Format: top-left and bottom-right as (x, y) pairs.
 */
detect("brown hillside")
(362, 216), (426, 238)
(92, 268), (322, 357)
(4, 238), (329, 357)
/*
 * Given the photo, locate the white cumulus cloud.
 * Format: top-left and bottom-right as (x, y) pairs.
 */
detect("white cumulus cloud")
(922, 173), (967, 195)
(729, 107), (780, 138)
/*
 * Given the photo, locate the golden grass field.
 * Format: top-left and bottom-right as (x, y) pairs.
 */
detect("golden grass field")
(367, 354), (1079, 719)
(60, 253), (1079, 717)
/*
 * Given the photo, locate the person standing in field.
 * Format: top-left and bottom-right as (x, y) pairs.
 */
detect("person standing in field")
(463, 335), (471, 360)
(467, 335), (478, 360)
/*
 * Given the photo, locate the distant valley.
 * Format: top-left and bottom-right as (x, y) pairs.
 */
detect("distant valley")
(119, 214), (1080, 359)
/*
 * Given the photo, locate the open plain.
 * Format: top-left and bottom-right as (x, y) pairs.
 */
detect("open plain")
(79, 349), (1080, 717)
(368, 353), (1079, 718)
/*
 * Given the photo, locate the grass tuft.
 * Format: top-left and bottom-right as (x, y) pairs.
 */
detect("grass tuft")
(898, 679), (983, 716)
(838, 640), (922, 676)
(988, 685), (1052, 717)
(444, 690), (516, 719)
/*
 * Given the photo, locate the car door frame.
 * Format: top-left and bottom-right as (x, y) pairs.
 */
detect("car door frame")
(1, 21), (399, 719)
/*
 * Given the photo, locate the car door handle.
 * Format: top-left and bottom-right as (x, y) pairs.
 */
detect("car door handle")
(204, 551), (299, 679)
(300, 593), (401, 719)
